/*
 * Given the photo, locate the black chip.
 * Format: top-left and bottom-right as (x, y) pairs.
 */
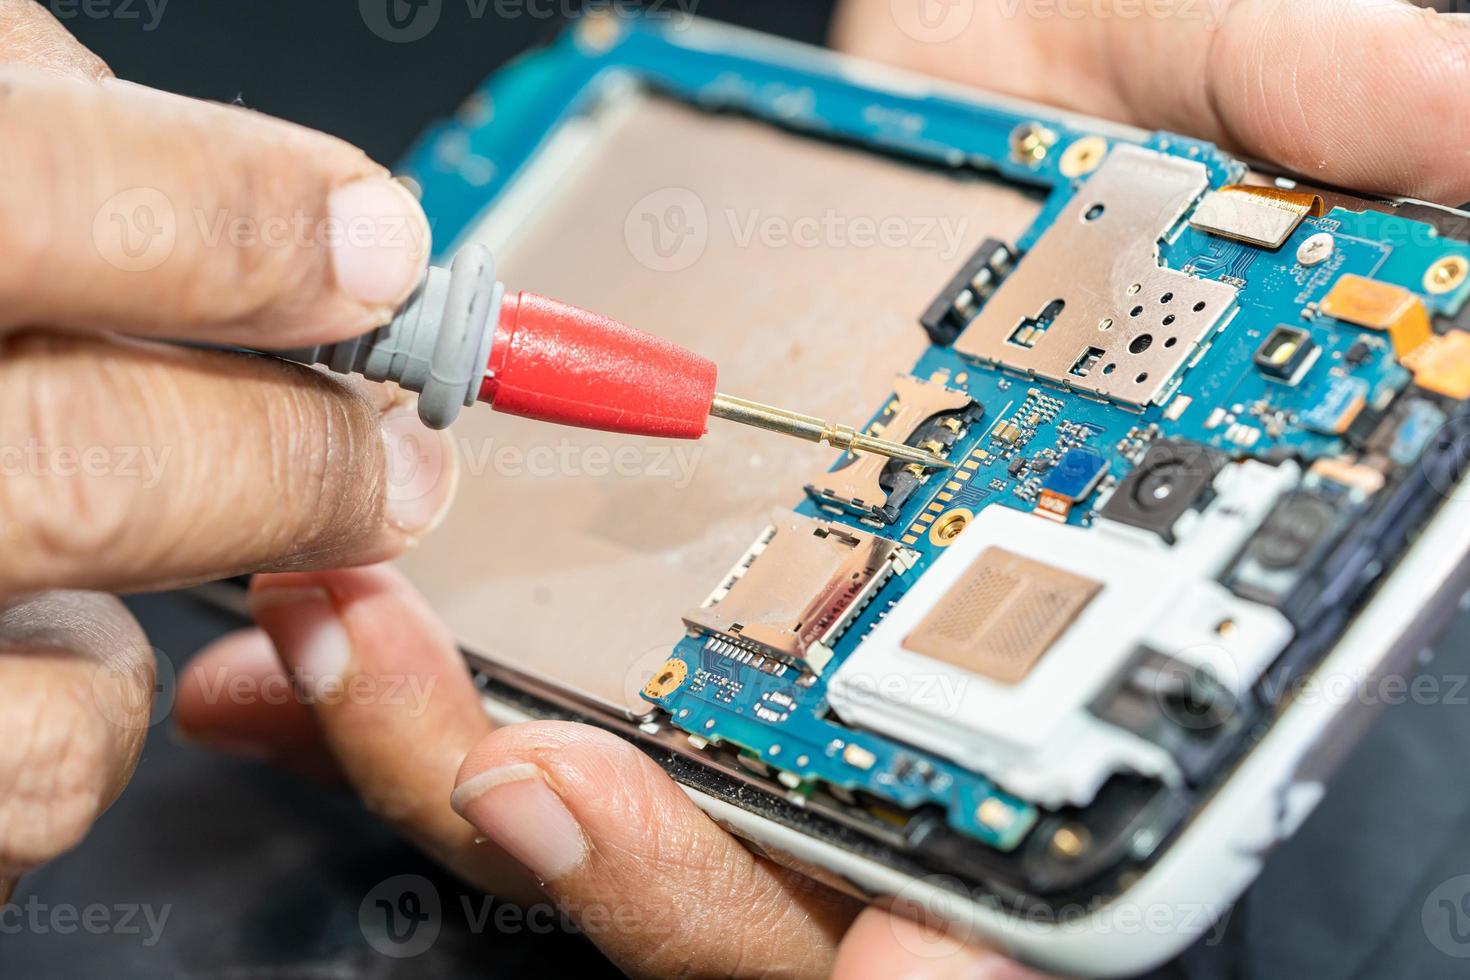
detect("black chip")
(918, 239), (1014, 346)
(1099, 440), (1227, 544)
(1344, 339), (1373, 366)
(1254, 325), (1316, 380)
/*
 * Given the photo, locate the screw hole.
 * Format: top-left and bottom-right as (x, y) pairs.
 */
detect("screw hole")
(1164, 337), (1178, 348)
(1127, 283), (1142, 296)
(1160, 292), (1174, 304)
(1162, 313), (1176, 326)
(1102, 363), (1116, 375)
(1098, 317), (1114, 332)
(1084, 203), (1106, 222)
(1193, 301), (1207, 312)
(1130, 305), (1144, 318)
(1136, 372), (1149, 383)
(1129, 334), (1154, 354)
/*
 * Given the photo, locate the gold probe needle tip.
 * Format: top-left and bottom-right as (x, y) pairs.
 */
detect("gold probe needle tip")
(851, 433), (956, 469)
(707, 392), (953, 469)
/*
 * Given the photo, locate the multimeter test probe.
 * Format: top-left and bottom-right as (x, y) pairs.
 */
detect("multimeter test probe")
(275, 244), (952, 469)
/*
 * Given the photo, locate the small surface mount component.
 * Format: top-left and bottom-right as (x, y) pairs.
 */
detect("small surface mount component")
(1254, 325), (1317, 381)
(1302, 376), (1369, 436)
(682, 512), (908, 674)
(1035, 447), (1108, 522)
(807, 376), (982, 524)
(919, 239), (1015, 346)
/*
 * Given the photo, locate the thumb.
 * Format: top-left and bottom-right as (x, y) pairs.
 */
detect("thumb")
(452, 721), (861, 979)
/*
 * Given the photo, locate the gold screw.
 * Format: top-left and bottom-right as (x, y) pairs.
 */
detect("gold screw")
(642, 658), (688, 699)
(1050, 825), (1092, 861)
(929, 508), (972, 546)
(1059, 136), (1109, 179)
(1425, 256), (1469, 295)
(1010, 122), (1057, 167)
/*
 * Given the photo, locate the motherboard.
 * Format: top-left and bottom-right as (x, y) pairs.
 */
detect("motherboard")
(402, 15), (1470, 901)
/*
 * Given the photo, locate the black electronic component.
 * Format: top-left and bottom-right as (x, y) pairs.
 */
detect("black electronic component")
(870, 402), (986, 522)
(1089, 646), (1258, 784)
(1224, 485), (1360, 617)
(1344, 339), (1373, 366)
(918, 239), (1015, 346)
(1254, 325), (1316, 380)
(1008, 456), (1028, 477)
(1098, 440), (1227, 544)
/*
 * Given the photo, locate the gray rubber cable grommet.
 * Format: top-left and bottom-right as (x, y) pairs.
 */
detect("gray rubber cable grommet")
(275, 244), (503, 431)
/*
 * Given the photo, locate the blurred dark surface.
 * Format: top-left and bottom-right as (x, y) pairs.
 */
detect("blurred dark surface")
(5, 3), (1470, 978)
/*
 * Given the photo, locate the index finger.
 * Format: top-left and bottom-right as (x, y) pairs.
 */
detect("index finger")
(0, 67), (430, 347)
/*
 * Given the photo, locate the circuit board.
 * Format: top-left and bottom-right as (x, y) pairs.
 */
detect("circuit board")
(401, 14), (1470, 894)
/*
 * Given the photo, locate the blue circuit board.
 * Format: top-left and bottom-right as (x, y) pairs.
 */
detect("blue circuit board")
(400, 16), (1470, 852)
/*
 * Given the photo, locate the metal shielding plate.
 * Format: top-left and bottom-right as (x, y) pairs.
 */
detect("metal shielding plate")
(684, 511), (901, 667)
(954, 145), (1238, 407)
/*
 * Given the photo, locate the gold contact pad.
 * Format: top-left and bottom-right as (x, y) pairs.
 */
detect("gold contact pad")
(903, 547), (1101, 685)
(808, 376), (972, 512)
(684, 512), (901, 667)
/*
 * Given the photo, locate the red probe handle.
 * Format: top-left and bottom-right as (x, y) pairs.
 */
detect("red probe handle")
(479, 292), (718, 440)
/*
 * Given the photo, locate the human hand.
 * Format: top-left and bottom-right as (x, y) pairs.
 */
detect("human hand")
(0, 0), (456, 895)
(179, 566), (1048, 979)
(178, 4), (1470, 977)
(835, 0), (1470, 204)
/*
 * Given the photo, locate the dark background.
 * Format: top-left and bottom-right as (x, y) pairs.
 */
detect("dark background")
(6, 2), (1470, 978)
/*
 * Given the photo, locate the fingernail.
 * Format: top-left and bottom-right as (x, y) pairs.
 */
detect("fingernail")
(327, 177), (431, 309)
(451, 763), (589, 882)
(248, 587), (350, 700)
(381, 405), (458, 538)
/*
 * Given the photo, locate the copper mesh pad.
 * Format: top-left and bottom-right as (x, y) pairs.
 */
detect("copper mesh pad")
(903, 547), (1101, 685)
